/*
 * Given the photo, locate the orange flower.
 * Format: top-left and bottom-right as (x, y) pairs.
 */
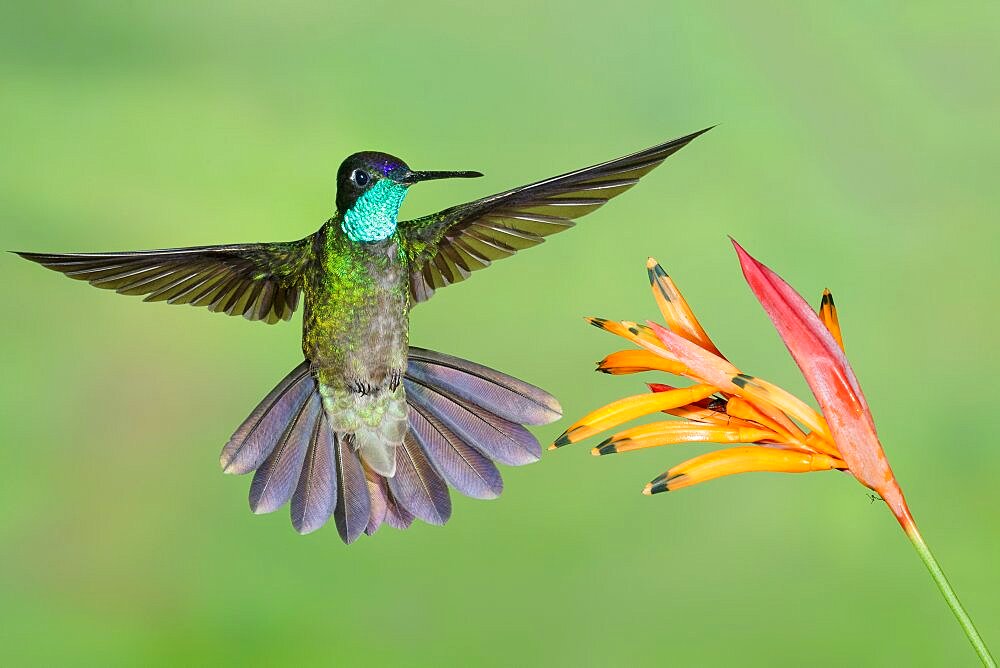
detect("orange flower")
(551, 252), (847, 496)
(554, 241), (994, 665)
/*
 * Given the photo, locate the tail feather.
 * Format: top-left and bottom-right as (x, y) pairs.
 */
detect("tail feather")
(220, 362), (312, 474)
(333, 434), (370, 544)
(385, 491), (415, 530)
(407, 400), (503, 499)
(248, 392), (319, 514)
(290, 411), (337, 535)
(364, 464), (389, 536)
(404, 377), (541, 466)
(406, 347), (561, 425)
(387, 431), (452, 526)
(222, 347), (561, 541)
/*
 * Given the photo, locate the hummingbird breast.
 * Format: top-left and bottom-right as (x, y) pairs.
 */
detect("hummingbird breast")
(302, 222), (411, 390)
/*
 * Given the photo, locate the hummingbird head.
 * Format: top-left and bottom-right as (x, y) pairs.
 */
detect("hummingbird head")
(336, 152), (482, 243)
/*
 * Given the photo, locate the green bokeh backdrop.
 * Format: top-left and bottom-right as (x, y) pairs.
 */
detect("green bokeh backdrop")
(3, 2), (998, 665)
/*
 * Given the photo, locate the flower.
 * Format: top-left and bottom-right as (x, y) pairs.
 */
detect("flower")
(553, 240), (994, 664)
(551, 247), (852, 500)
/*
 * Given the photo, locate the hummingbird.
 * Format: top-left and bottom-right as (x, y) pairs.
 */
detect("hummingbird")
(17, 127), (709, 542)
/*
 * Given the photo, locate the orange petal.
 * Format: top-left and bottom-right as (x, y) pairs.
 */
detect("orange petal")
(741, 398), (809, 444)
(648, 384), (762, 429)
(620, 320), (667, 348)
(724, 396), (792, 436)
(730, 375), (834, 447)
(596, 349), (688, 376)
(643, 446), (847, 494)
(587, 317), (673, 356)
(818, 289), (845, 352)
(723, 396), (798, 442)
(666, 404), (761, 428)
(551, 384), (717, 447)
(645, 320), (830, 441)
(637, 320), (738, 386)
(637, 320), (802, 436)
(804, 430), (838, 455)
(655, 383), (805, 442)
(594, 421), (778, 455)
(647, 258), (725, 357)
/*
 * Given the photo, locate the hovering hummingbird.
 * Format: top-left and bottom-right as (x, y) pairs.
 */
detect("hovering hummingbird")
(17, 128), (709, 542)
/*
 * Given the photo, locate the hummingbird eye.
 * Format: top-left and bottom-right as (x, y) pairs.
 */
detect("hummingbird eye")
(351, 169), (370, 188)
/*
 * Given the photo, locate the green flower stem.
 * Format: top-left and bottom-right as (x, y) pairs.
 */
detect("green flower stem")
(906, 526), (995, 666)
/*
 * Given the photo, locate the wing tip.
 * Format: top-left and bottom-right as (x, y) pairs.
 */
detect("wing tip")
(13, 250), (46, 264)
(662, 125), (715, 151)
(687, 125), (716, 140)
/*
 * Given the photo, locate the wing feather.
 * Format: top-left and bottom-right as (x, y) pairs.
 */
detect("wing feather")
(16, 237), (315, 323)
(399, 130), (707, 302)
(401, 128), (710, 301)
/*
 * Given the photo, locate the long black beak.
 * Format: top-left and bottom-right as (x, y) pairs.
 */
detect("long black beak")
(401, 169), (483, 184)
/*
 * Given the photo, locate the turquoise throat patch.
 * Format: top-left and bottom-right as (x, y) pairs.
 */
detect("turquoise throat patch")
(342, 180), (409, 243)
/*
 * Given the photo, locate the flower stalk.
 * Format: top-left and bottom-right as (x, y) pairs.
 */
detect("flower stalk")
(905, 520), (995, 666)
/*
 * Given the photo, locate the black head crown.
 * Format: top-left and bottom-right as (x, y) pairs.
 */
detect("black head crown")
(335, 151), (483, 212)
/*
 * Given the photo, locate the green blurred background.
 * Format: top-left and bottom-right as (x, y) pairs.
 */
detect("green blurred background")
(2, 2), (998, 665)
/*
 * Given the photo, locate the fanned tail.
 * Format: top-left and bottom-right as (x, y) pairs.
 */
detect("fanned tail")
(220, 348), (561, 542)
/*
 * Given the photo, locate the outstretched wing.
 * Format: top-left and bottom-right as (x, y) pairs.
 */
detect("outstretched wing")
(399, 128), (710, 302)
(16, 237), (315, 324)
